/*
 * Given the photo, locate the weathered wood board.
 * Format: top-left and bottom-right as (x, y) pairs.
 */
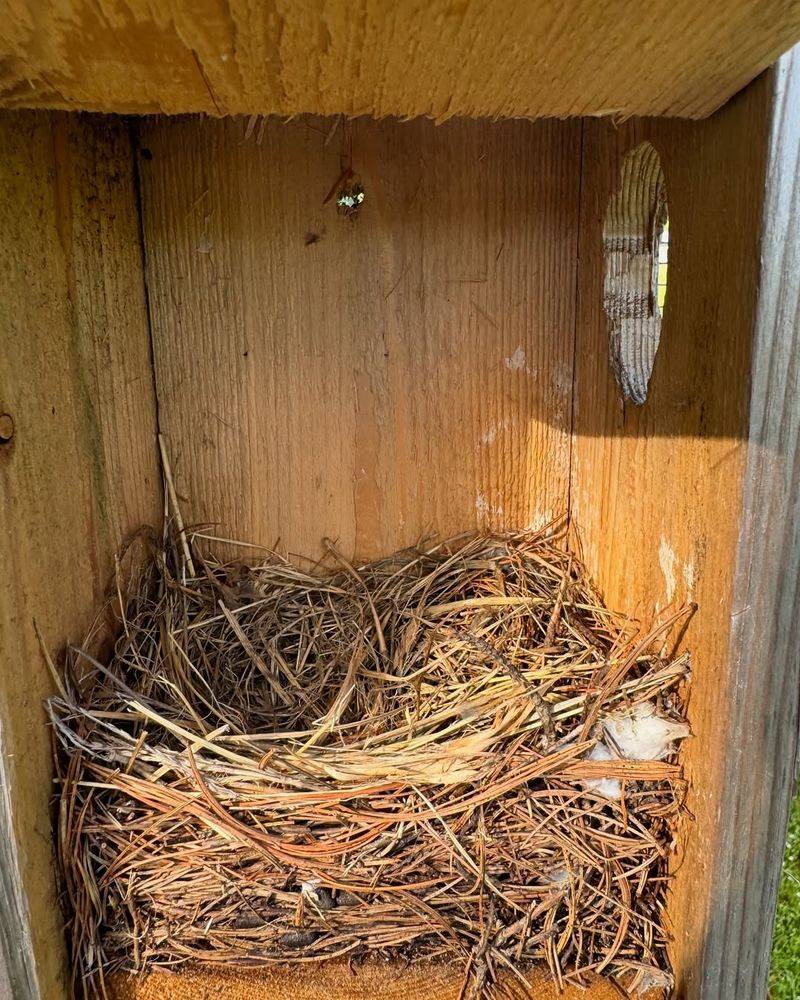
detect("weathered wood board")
(700, 50), (800, 999)
(1, 0), (800, 120)
(137, 114), (581, 561)
(0, 112), (161, 999)
(570, 71), (792, 1000)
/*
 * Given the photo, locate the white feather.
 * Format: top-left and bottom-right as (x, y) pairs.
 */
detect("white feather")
(300, 879), (320, 903)
(633, 966), (673, 995)
(582, 742), (622, 799)
(602, 701), (690, 761)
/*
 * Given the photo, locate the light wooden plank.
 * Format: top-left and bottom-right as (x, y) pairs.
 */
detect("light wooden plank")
(568, 74), (776, 996)
(138, 114), (580, 562)
(108, 959), (665, 1000)
(1, 0), (799, 120)
(0, 111), (161, 1000)
(699, 48), (800, 999)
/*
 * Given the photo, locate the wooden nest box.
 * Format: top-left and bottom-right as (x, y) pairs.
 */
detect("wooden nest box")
(2, 2), (800, 998)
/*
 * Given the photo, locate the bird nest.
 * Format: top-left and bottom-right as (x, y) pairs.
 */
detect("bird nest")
(50, 523), (691, 999)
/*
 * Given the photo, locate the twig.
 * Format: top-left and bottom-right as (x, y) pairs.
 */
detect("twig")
(158, 433), (196, 577)
(448, 625), (554, 740)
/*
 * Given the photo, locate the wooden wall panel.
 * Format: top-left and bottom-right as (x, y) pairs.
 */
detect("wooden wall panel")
(0, 112), (161, 999)
(138, 115), (581, 562)
(569, 76), (774, 997)
(702, 51), (800, 1000)
(2, 0), (800, 121)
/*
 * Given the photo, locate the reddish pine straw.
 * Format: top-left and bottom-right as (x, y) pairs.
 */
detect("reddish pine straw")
(50, 523), (690, 999)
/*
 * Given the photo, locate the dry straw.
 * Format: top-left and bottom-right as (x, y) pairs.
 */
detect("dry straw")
(49, 519), (691, 999)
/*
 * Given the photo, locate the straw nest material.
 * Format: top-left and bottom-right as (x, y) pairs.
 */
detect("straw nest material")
(49, 522), (692, 999)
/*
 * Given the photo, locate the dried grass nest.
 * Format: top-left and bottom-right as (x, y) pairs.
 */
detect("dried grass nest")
(49, 521), (692, 999)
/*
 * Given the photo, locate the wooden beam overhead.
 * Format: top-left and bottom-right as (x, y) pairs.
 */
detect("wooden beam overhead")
(1, 0), (799, 120)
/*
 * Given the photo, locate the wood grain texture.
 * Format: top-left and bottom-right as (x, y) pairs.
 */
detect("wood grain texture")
(138, 114), (581, 562)
(698, 49), (800, 1000)
(2, 0), (800, 120)
(569, 75), (775, 998)
(0, 111), (161, 1000)
(0, 715), (38, 1000)
(108, 961), (665, 1000)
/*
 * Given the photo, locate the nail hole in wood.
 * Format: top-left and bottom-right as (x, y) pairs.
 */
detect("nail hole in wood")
(603, 140), (668, 405)
(0, 413), (14, 447)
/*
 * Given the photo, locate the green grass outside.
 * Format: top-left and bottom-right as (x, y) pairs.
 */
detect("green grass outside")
(771, 791), (800, 999)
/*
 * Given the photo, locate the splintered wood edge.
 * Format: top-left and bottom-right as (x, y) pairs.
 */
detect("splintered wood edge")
(0, 719), (39, 999)
(698, 48), (800, 998)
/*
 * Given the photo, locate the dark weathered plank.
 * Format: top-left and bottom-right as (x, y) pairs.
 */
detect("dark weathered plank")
(0, 719), (38, 998)
(699, 48), (800, 1000)
(569, 70), (777, 998)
